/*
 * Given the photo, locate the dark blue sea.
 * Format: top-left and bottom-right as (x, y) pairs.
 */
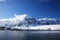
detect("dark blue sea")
(0, 31), (60, 40)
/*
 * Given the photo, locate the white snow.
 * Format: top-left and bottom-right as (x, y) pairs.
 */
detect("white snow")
(11, 24), (60, 30)
(0, 14), (27, 26)
(39, 18), (57, 21)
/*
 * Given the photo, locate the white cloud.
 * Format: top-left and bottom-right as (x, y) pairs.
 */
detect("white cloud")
(0, 0), (6, 2)
(0, 14), (27, 26)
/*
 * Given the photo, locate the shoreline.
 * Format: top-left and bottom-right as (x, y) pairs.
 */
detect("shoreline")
(0, 29), (60, 31)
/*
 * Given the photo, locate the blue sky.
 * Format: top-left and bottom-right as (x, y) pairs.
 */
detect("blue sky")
(0, 0), (60, 19)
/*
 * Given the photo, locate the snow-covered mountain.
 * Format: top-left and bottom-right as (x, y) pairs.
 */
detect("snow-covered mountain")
(17, 18), (60, 27)
(0, 14), (60, 28)
(38, 18), (60, 25)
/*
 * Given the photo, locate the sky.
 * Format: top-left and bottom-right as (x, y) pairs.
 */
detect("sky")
(0, 0), (60, 19)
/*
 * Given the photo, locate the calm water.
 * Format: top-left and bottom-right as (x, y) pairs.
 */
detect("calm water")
(0, 31), (60, 40)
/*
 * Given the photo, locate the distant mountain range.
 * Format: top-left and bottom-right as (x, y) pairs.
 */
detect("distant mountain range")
(0, 14), (59, 28)
(7, 17), (60, 27)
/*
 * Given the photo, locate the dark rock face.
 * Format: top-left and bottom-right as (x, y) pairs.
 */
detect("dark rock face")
(0, 27), (6, 30)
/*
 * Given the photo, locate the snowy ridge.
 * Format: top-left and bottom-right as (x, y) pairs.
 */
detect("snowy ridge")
(11, 24), (60, 30)
(0, 14), (60, 30)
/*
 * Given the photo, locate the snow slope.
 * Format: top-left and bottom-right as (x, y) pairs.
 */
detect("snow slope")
(11, 24), (60, 30)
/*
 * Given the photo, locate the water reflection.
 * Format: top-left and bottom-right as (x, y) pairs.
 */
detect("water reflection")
(0, 31), (60, 40)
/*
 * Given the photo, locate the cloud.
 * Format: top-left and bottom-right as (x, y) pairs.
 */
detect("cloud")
(0, 14), (27, 26)
(0, 0), (6, 2)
